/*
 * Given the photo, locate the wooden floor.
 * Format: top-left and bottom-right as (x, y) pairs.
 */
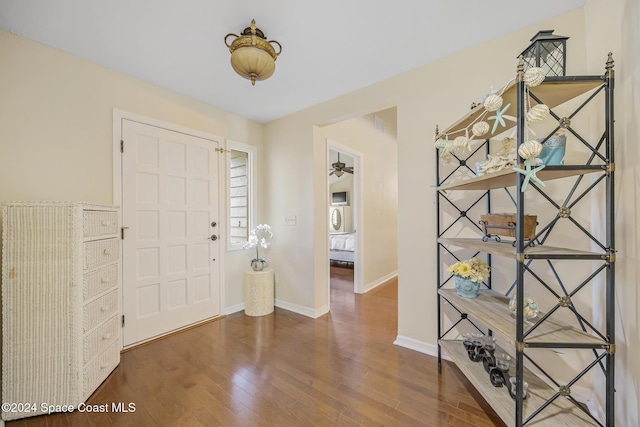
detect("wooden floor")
(8, 267), (503, 426)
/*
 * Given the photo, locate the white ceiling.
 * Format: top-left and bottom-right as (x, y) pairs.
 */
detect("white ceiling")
(0, 0), (585, 123)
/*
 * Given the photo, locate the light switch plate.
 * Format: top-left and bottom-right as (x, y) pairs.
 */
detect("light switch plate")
(283, 215), (297, 226)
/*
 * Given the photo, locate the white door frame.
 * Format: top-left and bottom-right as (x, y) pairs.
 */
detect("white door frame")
(112, 108), (226, 348)
(326, 139), (363, 304)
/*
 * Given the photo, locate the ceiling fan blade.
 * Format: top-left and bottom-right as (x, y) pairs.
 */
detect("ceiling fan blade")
(344, 169), (354, 174)
(329, 170), (335, 176)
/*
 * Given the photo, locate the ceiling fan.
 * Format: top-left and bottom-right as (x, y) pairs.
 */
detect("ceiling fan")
(329, 153), (354, 177)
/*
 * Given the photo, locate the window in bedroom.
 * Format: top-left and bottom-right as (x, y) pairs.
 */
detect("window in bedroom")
(227, 142), (256, 251)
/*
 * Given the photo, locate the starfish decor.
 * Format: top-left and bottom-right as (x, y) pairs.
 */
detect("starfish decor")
(488, 103), (514, 134)
(513, 158), (546, 192)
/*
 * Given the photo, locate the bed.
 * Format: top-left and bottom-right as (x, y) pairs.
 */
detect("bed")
(329, 232), (355, 264)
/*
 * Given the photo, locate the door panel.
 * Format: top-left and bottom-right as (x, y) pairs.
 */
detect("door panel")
(122, 119), (221, 347)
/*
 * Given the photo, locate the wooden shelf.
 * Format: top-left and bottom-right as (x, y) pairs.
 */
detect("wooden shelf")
(436, 78), (604, 141)
(437, 238), (607, 260)
(439, 289), (604, 346)
(440, 341), (598, 426)
(437, 166), (605, 192)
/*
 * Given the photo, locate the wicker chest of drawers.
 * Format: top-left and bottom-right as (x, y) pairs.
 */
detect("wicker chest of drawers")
(2, 202), (121, 421)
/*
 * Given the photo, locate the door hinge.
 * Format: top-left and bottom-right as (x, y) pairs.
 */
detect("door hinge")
(122, 315), (125, 327)
(214, 147), (228, 153)
(121, 226), (129, 240)
(120, 140), (124, 153)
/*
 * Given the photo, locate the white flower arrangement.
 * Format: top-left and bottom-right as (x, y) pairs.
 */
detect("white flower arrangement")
(242, 224), (274, 264)
(447, 258), (490, 283)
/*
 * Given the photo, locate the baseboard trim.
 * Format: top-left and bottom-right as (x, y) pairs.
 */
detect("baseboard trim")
(275, 299), (325, 318)
(361, 271), (398, 294)
(393, 335), (452, 361)
(228, 300), (324, 319)
(225, 303), (245, 315)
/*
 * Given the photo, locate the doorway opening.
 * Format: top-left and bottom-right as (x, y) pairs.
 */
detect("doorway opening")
(327, 147), (360, 295)
(322, 107), (398, 309)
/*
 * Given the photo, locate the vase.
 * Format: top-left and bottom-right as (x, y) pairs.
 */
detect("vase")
(251, 259), (268, 271)
(455, 276), (480, 298)
(537, 134), (566, 165)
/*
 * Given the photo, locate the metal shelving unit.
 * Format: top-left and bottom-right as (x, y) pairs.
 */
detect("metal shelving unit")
(435, 55), (615, 426)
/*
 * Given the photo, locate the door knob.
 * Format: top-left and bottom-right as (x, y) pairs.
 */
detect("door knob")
(210, 235), (218, 241)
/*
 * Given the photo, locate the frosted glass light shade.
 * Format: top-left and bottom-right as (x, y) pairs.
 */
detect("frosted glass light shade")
(224, 19), (282, 86)
(230, 47), (276, 85)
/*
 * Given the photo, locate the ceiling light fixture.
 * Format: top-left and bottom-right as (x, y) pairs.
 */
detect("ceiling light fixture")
(329, 153), (354, 177)
(224, 19), (282, 86)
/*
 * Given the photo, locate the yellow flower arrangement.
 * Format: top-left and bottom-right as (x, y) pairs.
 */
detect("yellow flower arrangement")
(447, 258), (490, 283)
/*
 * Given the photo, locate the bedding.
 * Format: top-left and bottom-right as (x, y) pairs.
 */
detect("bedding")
(329, 232), (355, 264)
(329, 232), (355, 251)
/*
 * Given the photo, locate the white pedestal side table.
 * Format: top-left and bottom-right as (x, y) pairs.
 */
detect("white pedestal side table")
(244, 268), (274, 316)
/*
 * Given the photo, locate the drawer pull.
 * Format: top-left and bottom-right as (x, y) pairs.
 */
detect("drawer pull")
(101, 220), (112, 226)
(101, 305), (110, 312)
(103, 249), (112, 256)
(101, 277), (111, 284)
(102, 333), (112, 340)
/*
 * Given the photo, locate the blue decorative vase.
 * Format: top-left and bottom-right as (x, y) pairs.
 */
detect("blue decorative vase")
(537, 134), (566, 165)
(455, 276), (480, 298)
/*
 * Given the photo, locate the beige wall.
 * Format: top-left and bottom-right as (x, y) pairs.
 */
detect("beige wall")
(0, 30), (264, 310)
(584, 0), (640, 425)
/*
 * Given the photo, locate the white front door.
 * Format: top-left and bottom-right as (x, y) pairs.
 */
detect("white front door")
(121, 119), (221, 347)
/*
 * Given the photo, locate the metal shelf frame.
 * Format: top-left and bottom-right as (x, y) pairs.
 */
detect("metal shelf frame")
(435, 54), (615, 427)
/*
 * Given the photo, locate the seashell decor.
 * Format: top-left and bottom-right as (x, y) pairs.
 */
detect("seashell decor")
(453, 136), (470, 152)
(477, 154), (517, 176)
(483, 94), (503, 112)
(524, 67), (546, 87)
(472, 121), (490, 137)
(527, 104), (550, 123)
(518, 140), (543, 159)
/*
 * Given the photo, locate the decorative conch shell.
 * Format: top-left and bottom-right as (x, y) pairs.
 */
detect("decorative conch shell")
(472, 121), (490, 137)
(527, 104), (550, 123)
(524, 67), (546, 87)
(518, 140), (543, 159)
(484, 94), (503, 112)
